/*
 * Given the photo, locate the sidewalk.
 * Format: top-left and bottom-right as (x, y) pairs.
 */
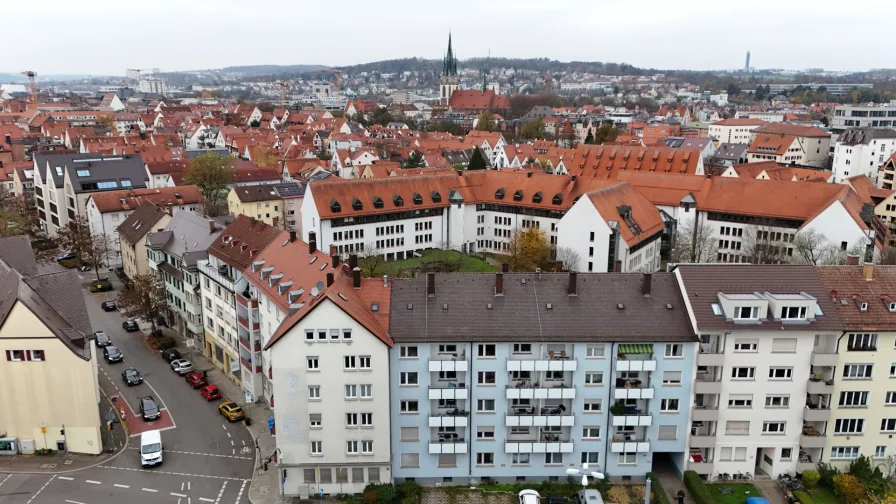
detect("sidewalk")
(185, 344), (287, 504)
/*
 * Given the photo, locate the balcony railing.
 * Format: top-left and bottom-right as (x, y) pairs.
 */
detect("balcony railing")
(428, 441), (467, 454)
(237, 316), (260, 331)
(504, 441), (574, 454)
(240, 357), (262, 374)
(506, 359), (577, 372)
(506, 383), (576, 400)
(236, 291), (258, 309)
(239, 337), (261, 352)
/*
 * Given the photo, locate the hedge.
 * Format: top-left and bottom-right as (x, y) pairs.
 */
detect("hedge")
(792, 491), (813, 504)
(682, 471), (712, 504)
(646, 473), (670, 504)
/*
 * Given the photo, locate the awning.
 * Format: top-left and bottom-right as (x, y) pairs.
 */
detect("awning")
(618, 343), (653, 355)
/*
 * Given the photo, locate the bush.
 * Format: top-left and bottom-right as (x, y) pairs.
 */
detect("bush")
(156, 336), (177, 350)
(647, 473), (670, 504)
(607, 487), (631, 504)
(629, 485), (648, 504)
(792, 490), (813, 504)
(88, 279), (114, 293)
(59, 258), (81, 269)
(362, 490), (377, 504)
(801, 469), (820, 490)
(816, 462), (840, 489)
(833, 473), (865, 503)
(683, 471), (712, 504)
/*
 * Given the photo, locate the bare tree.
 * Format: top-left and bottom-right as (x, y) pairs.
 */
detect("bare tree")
(791, 228), (841, 265)
(742, 226), (792, 265)
(359, 245), (385, 278)
(671, 218), (715, 263)
(116, 272), (168, 335)
(56, 217), (113, 281)
(554, 246), (582, 272)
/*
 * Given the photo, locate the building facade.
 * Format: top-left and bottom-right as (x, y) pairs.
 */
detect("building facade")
(832, 104), (896, 131)
(831, 128), (896, 184)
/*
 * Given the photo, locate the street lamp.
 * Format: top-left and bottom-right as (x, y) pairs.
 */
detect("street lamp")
(565, 463), (605, 487)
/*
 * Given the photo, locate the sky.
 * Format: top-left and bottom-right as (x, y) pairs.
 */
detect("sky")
(4, 0), (896, 76)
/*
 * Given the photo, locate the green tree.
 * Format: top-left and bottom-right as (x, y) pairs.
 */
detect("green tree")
(468, 147), (488, 170)
(504, 228), (552, 272)
(592, 123), (620, 144)
(833, 473), (865, 503)
(475, 110), (495, 131)
(116, 272), (168, 335)
(520, 119), (545, 140)
(249, 120), (261, 128)
(404, 151), (426, 168)
(584, 127), (594, 144)
(368, 107), (394, 126)
(184, 152), (234, 217)
(55, 216), (112, 282)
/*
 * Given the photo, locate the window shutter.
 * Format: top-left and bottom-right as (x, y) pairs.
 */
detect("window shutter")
(771, 338), (797, 353)
(657, 425), (677, 440)
(24, 350), (31, 361)
(5, 350), (10, 361)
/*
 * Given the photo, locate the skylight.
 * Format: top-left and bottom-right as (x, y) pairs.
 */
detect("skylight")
(76, 169), (90, 177)
(121, 180), (132, 187)
(711, 303), (723, 316)
(97, 181), (118, 189)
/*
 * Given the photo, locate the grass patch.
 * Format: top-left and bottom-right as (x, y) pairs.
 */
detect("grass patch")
(707, 483), (760, 504)
(808, 487), (839, 504)
(379, 249), (495, 278)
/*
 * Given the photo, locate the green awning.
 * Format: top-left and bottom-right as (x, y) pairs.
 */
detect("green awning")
(618, 344), (653, 355)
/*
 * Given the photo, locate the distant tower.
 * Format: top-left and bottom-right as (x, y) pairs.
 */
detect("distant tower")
(745, 50), (751, 72)
(440, 33), (460, 106)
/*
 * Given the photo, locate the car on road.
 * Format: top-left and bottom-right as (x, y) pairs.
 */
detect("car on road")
(56, 251), (77, 262)
(103, 345), (123, 363)
(218, 401), (245, 422)
(93, 331), (111, 347)
(122, 319), (139, 332)
(140, 430), (163, 467)
(200, 384), (222, 401)
(121, 367), (143, 386)
(519, 490), (541, 504)
(170, 359), (193, 375)
(139, 396), (161, 421)
(160, 348), (181, 363)
(100, 300), (117, 311)
(184, 371), (208, 388)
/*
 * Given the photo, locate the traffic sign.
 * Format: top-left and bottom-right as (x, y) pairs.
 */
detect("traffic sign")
(186, 338), (195, 348)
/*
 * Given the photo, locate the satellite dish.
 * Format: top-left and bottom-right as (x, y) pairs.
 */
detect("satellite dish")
(316, 281), (325, 290)
(311, 287), (319, 296)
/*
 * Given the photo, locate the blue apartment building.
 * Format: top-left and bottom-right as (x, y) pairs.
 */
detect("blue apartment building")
(388, 271), (698, 483)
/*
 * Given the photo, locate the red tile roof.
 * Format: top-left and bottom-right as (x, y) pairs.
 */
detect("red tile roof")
(568, 145), (703, 178)
(448, 90), (511, 112)
(817, 265), (896, 330)
(586, 182), (665, 246)
(753, 123), (829, 138)
(747, 134), (796, 156)
(88, 185), (202, 213)
(208, 215), (283, 270)
(712, 118), (767, 126)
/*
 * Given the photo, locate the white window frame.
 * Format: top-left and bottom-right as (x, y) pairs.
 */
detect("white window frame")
(768, 367), (793, 380)
(400, 400), (418, 413)
(664, 344), (683, 357)
(399, 345), (418, 358)
(586, 344), (605, 358)
(765, 395), (790, 408)
(307, 357), (319, 370)
(584, 372), (603, 385)
(660, 398), (679, 412)
(731, 367), (756, 379)
(762, 421), (786, 434)
(311, 441), (323, 455)
(309, 386), (320, 400)
(834, 418), (865, 434)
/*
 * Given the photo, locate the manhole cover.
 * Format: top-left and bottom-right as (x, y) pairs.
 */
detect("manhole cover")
(64, 460), (73, 465)
(47, 464), (57, 468)
(39, 464), (50, 469)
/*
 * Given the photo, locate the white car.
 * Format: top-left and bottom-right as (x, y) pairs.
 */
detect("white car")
(519, 490), (541, 504)
(170, 359), (193, 375)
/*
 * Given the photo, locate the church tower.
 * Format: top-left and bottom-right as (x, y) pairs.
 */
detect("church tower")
(440, 33), (459, 106)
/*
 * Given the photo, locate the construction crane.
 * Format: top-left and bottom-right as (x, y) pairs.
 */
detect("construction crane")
(324, 68), (343, 93)
(20, 71), (37, 105)
(277, 80), (293, 107)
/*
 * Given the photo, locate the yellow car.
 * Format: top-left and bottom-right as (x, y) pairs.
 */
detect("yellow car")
(218, 401), (245, 422)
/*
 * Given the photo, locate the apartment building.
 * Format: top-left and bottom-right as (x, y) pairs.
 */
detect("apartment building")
(197, 216), (281, 394)
(832, 104), (896, 131)
(749, 124), (831, 169)
(147, 212), (230, 343)
(709, 119), (766, 145)
(675, 265), (844, 480)
(388, 271), (698, 483)
(831, 128), (896, 184)
(227, 182), (304, 230)
(117, 202), (172, 281)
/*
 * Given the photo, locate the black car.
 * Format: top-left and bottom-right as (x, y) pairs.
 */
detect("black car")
(547, 494), (566, 504)
(122, 319), (139, 332)
(139, 396), (160, 421)
(103, 345), (123, 363)
(93, 331), (111, 347)
(101, 301), (117, 311)
(56, 251), (77, 262)
(121, 367), (143, 386)
(160, 348), (181, 363)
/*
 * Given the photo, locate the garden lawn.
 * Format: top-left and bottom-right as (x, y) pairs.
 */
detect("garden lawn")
(808, 487), (839, 504)
(707, 483), (761, 504)
(379, 249), (494, 277)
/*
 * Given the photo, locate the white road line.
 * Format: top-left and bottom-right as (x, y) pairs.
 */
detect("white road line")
(26, 474), (55, 504)
(215, 481), (228, 504)
(65, 500), (86, 504)
(86, 479), (102, 484)
(125, 446), (251, 460)
(182, 482), (185, 491)
(0, 473), (11, 487)
(145, 378), (177, 429)
(200, 499), (215, 503)
(230, 440), (234, 446)
(221, 424), (227, 430)
(142, 487), (158, 492)
(172, 492), (188, 497)
(235, 480), (248, 503)
(115, 484), (130, 488)
(57, 476), (75, 481)
(97, 465), (250, 482)
(188, 481), (191, 490)
(226, 432), (231, 438)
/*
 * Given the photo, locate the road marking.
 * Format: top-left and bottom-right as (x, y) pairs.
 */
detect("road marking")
(230, 440), (234, 446)
(86, 479), (102, 484)
(215, 481), (228, 504)
(65, 500), (86, 504)
(126, 446), (252, 460)
(172, 492), (188, 497)
(221, 424), (227, 431)
(145, 378), (178, 429)
(97, 465), (250, 482)
(0, 473), (10, 486)
(26, 474), (55, 504)
(226, 432), (231, 438)
(57, 476), (74, 481)
(235, 480), (248, 503)
(143, 487), (158, 492)
(188, 481), (191, 490)
(200, 499), (215, 503)
(115, 484), (130, 488)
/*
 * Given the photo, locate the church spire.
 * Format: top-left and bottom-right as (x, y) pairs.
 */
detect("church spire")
(443, 32), (457, 77)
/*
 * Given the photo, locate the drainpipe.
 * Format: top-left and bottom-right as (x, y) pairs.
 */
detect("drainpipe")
(603, 342), (617, 474)
(690, 209), (700, 261)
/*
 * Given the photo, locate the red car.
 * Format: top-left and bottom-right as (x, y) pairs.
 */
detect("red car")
(185, 371), (208, 389)
(200, 384), (222, 401)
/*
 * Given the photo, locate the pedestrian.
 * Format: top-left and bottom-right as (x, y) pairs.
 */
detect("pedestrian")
(677, 490), (685, 504)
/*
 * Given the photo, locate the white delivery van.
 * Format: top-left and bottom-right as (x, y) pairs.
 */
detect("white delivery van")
(140, 429), (163, 467)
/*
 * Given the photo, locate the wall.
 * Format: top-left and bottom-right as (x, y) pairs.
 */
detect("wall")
(556, 197), (611, 272)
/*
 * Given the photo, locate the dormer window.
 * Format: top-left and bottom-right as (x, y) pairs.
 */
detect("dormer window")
(393, 194), (404, 207)
(552, 193), (563, 205)
(352, 198), (363, 211)
(513, 190), (523, 201)
(495, 188), (505, 200)
(532, 192), (542, 204)
(412, 192), (423, 205)
(781, 306), (808, 320)
(890, 302), (896, 313)
(373, 196), (383, 209)
(860, 302), (868, 312)
(330, 200), (341, 213)
(431, 191), (441, 203)
(734, 306), (760, 320)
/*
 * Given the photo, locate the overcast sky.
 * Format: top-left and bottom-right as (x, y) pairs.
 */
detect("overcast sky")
(4, 0), (894, 76)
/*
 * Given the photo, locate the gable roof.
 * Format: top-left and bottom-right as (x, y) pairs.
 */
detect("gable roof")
(747, 133), (797, 156)
(35, 152), (148, 190)
(586, 182), (665, 247)
(208, 215), (282, 270)
(231, 183), (281, 203)
(0, 236), (38, 277)
(244, 233), (335, 314)
(117, 201), (169, 245)
(753, 123), (829, 138)
(88, 185), (202, 213)
(568, 145), (702, 177)
(712, 118), (767, 127)
(448, 90), (511, 111)
(837, 127), (896, 146)
(817, 265), (896, 330)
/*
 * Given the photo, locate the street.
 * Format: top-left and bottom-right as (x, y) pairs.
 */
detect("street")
(0, 266), (255, 504)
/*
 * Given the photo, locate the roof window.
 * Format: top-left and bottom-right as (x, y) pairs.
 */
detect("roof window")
(495, 188), (505, 200)
(352, 198), (363, 211)
(532, 191), (542, 204)
(513, 190), (523, 201)
(412, 192), (423, 205)
(330, 200), (341, 213)
(373, 196), (384, 209)
(76, 169), (90, 177)
(552, 193), (563, 205)
(711, 303), (723, 316)
(431, 191), (441, 203)
(393, 194), (404, 207)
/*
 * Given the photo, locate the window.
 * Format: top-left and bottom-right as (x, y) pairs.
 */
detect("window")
(544, 453), (563, 465)
(584, 372), (603, 385)
(307, 357), (319, 370)
(400, 400), (418, 413)
(584, 400), (601, 412)
(664, 344), (682, 357)
(734, 306), (760, 319)
(477, 426), (495, 439)
(27, 350), (45, 361)
(477, 399), (495, 412)
(734, 447), (748, 461)
(344, 384), (357, 399)
(311, 441), (322, 455)
(478, 344), (496, 357)
(359, 356), (371, 369)
(330, 329), (339, 340)
(831, 446), (860, 460)
(310, 414), (322, 428)
(834, 418), (864, 434)
(305, 330), (314, 341)
(438, 344), (457, 354)
(581, 452), (600, 464)
(765, 395), (790, 408)
(839, 391), (869, 407)
(586, 344), (605, 357)
(843, 364), (873, 379)
(875, 446), (887, 459)
(511, 453), (530, 465)
(762, 422), (786, 434)
(344, 356), (357, 370)
(771, 338), (797, 353)
(619, 453), (636, 465)
(660, 399), (679, 412)
(512, 343), (532, 354)
(361, 440), (373, 454)
(768, 367), (793, 380)
(887, 392), (896, 405)
(400, 453), (419, 468)
(725, 421), (750, 435)
(848, 333), (878, 351)
(658, 425), (678, 440)
(346, 413), (358, 427)
(582, 427), (601, 439)
(731, 367), (755, 379)
(343, 329), (353, 340)
(719, 447), (732, 461)
(400, 427), (419, 442)
(882, 419), (896, 432)
(359, 384), (372, 399)
(400, 346), (418, 358)
(400, 372), (418, 386)
(476, 453), (494, 466)
(728, 395), (753, 408)
(733, 340), (758, 352)
(478, 371), (496, 384)
(781, 448), (793, 460)
(781, 306), (808, 319)
(663, 371), (682, 385)
(309, 386), (320, 399)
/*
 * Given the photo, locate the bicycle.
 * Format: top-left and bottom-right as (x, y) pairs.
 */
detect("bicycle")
(717, 486), (733, 495)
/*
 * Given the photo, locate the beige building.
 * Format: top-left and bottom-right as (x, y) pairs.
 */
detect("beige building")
(0, 236), (102, 454)
(749, 124), (832, 168)
(709, 118), (766, 145)
(117, 201), (172, 281)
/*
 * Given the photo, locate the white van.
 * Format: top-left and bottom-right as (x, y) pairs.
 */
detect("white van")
(140, 429), (163, 467)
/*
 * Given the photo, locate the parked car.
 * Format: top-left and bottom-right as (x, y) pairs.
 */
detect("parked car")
(122, 319), (139, 332)
(121, 367), (143, 386)
(160, 348), (181, 363)
(199, 384), (222, 401)
(56, 251), (77, 262)
(139, 396), (161, 421)
(170, 359), (193, 375)
(94, 331), (111, 347)
(101, 300), (117, 312)
(184, 371), (208, 389)
(103, 345), (123, 363)
(547, 494), (565, 504)
(519, 490), (541, 504)
(218, 401), (245, 422)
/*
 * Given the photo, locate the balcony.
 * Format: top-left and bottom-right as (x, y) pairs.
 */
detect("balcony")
(504, 441), (574, 454)
(240, 357), (262, 374)
(428, 440), (468, 454)
(690, 435), (716, 448)
(239, 336), (261, 352)
(803, 406), (831, 422)
(506, 384), (576, 400)
(429, 360), (468, 372)
(692, 407), (720, 422)
(506, 359), (577, 372)
(611, 413), (652, 427)
(697, 352), (725, 367)
(613, 384), (654, 400)
(688, 462), (714, 475)
(616, 359), (657, 372)
(506, 408), (576, 427)
(694, 379), (722, 395)
(610, 438), (651, 453)
(429, 386), (468, 400)
(810, 352), (838, 367)
(429, 415), (468, 428)
(800, 433), (826, 448)
(807, 379), (834, 394)
(202, 261), (236, 292)
(236, 291), (258, 309)
(237, 316), (260, 331)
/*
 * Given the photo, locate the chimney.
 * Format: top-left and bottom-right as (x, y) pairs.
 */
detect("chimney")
(352, 267), (361, 289)
(614, 260), (622, 273)
(348, 254), (358, 270)
(495, 272), (504, 296)
(326, 272), (334, 287)
(501, 262), (509, 273)
(208, 219), (216, 233)
(329, 245), (337, 257)
(308, 231), (317, 253)
(863, 262), (874, 281)
(426, 272), (436, 297)
(332, 253), (341, 268)
(571, 174), (577, 182)
(846, 254), (860, 266)
(4, 134), (10, 144)
(568, 271), (577, 296)
(641, 273), (652, 295)
(289, 230), (297, 243)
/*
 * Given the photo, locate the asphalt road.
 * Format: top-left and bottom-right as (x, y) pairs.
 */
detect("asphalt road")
(0, 267), (255, 504)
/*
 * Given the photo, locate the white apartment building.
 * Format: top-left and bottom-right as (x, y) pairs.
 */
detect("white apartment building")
(138, 77), (166, 95)
(676, 264), (844, 479)
(832, 103), (896, 131)
(749, 124), (831, 169)
(831, 128), (896, 184)
(735, 111), (785, 123)
(709, 119), (766, 145)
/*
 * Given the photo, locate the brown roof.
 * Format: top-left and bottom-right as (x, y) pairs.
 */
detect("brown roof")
(747, 133), (796, 156)
(568, 145), (703, 178)
(117, 201), (169, 245)
(233, 165), (280, 183)
(208, 215), (282, 270)
(146, 160), (188, 175)
(231, 183), (281, 203)
(586, 182), (665, 247)
(676, 264), (843, 332)
(448, 90), (510, 111)
(88, 185), (202, 213)
(753, 123), (830, 138)
(697, 177), (846, 221)
(712, 118), (767, 126)
(244, 233), (335, 313)
(817, 265), (896, 330)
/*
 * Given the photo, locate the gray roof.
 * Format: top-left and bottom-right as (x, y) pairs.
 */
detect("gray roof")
(34, 152), (147, 191)
(713, 143), (748, 161)
(187, 148), (230, 159)
(389, 272), (697, 343)
(837, 127), (896, 146)
(0, 236), (38, 276)
(117, 201), (169, 246)
(675, 264), (843, 332)
(24, 271), (92, 336)
(146, 210), (231, 266)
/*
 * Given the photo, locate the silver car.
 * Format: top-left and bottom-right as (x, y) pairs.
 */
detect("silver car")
(170, 359), (193, 375)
